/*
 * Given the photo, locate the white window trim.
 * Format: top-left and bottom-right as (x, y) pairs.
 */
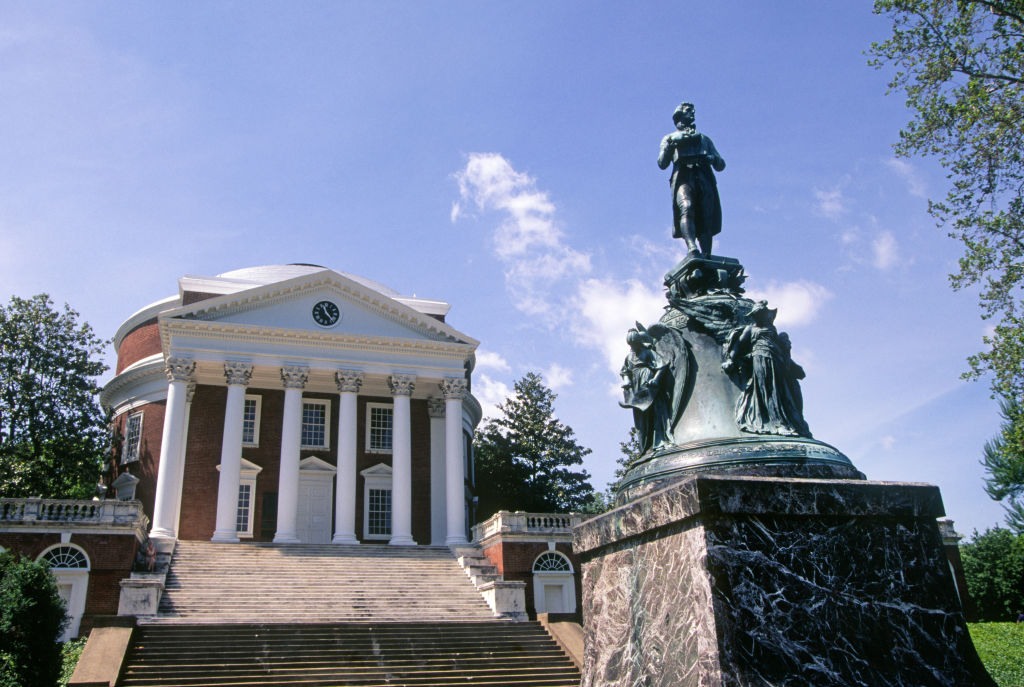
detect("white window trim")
(217, 458), (263, 538)
(531, 550), (576, 615)
(301, 398), (331, 451)
(360, 463), (393, 541)
(242, 395), (262, 448)
(37, 544), (90, 641)
(365, 402), (393, 454)
(121, 411), (144, 464)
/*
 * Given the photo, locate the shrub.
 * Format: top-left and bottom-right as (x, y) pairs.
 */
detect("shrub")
(968, 623), (1024, 687)
(58, 638), (86, 687)
(961, 527), (1024, 622)
(0, 551), (67, 687)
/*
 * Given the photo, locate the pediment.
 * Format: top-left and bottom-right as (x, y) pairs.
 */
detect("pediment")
(299, 456), (337, 473)
(360, 462), (392, 478)
(159, 270), (476, 346)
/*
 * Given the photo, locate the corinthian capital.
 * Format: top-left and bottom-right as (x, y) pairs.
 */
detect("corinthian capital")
(224, 361), (254, 387)
(439, 377), (467, 400)
(280, 366), (309, 390)
(335, 369), (364, 394)
(427, 398), (446, 418)
(165, 357), (196, 383)
(387, 374), (416, 397)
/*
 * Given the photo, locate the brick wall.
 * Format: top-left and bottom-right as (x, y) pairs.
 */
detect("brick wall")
(109, 400), (165, 519)
(480, 540), (581, 617)
(115, 319), (161, 374)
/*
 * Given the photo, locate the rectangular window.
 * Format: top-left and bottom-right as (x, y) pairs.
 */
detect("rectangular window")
(366, 404), (393, 452)
(236, 483), (253, 536)
(367, 488), (392, 537)
(301, 400), (330, 450)
(122, 412), (144, 464)
(241, 395), (262, 447)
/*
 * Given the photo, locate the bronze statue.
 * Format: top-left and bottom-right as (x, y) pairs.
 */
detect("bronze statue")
(658, 102), (726, 256)
(619, 322), (693, 456)
(721, 302), (811, 438)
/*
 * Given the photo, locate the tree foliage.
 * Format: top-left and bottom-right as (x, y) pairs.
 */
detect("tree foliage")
(474, 372), (595, 520)
(869, 1), (1024, 399)
(981, 396), (1024, 532)
(960, 527), (1024, 621)
(0, 551), (67, 687)
(0, 294), (108, 499)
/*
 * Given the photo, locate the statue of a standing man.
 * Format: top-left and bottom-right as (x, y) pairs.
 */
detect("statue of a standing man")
(658, 102), (726, 256)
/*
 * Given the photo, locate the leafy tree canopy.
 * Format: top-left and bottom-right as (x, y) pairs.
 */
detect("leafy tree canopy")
(960, 526), (1024, 621)
(981, 396), (1024, 532)
(869, 1), (1024, 399)
(0, 294), (108, 499)
(474, 372), (595, 520)
(0, 551), (67, 687)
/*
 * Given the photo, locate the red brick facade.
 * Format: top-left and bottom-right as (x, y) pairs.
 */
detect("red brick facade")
(481, 540), (581, 618)
(110, 400), (166, 518)
(115, 320), (161, 374)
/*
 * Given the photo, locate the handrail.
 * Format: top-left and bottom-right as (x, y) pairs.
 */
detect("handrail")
(0, 498), (148, 529)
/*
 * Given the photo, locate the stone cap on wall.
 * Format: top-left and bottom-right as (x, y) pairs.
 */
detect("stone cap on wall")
(0, 498), (149, 539)
(472, 511), (586, 547)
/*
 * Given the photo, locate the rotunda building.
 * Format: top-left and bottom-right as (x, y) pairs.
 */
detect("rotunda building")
(100, 264), (481, 547)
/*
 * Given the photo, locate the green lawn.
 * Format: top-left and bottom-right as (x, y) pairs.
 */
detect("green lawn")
(970, 623), (1024, 687)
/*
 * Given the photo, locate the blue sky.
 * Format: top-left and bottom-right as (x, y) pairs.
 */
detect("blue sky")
(0, 2), (1009, 536)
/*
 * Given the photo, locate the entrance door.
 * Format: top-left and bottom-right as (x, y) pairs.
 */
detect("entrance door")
(297, 479), (332, 543)
(544, 585), (566, 613)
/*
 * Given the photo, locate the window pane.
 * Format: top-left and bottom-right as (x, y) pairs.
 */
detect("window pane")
(302, 402), (327, 447)
(236, 484), (251, 533)
(369, 406), (392, 451)
(367, 488), (391, 536)
(123, 413), (143, 463)
(242, 399), (258, 445)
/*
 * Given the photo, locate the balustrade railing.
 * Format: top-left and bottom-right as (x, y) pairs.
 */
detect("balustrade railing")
(472, 510), (585, 542)
(0, 498), (148, 529)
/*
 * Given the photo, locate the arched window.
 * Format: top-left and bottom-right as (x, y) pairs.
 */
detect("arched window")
(533, 551), (572, 573)
(37, 544), (90, 641)
(39, 545), (90, 570)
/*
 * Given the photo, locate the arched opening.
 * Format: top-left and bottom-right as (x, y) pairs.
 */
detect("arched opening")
(531, 550), (575, 615)
(37, 544), (90, 640)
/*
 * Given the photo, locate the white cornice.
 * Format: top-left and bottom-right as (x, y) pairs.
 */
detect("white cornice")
(161, 270), (478, 347)
(100, 355), (166, 412)
(112, 296), (180, 352)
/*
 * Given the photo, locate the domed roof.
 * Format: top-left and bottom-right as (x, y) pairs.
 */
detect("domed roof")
(217, 264), (402, 297)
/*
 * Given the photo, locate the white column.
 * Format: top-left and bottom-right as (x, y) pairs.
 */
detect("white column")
(441, 378), (468, 546)
(212, 362), (253, 543)
(428, 398), (447, 545)
(333, 370), (363, 544)
(274, 366), (308, 543)
(150, 358), (195, 540)
(172, 382), (196, 536)
(388, 374), (416, 546)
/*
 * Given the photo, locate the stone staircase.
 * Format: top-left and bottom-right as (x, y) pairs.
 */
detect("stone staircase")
(118, 622), (580, 686)
(145, 541), (499, 624)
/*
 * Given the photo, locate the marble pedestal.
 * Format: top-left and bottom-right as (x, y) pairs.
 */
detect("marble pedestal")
(574, 475), (994, 687)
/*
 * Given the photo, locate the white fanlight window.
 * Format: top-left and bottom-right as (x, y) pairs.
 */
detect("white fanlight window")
(122, 411), (144, 464)
(241, 395), (262, 447)
(366, 403), (393, 453)
(361, 463), (393, 540)
(301, 400), (331, 450)
(532, 549), (576, 615)
(37, 544), (90, 641)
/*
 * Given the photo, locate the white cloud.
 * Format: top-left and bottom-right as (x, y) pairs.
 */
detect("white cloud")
(872, 230), (899, 270)
(886, 158), (926, 198)
(814, 188), (846, 220)
(475, 349), (511, 373)
(573, 277), (666, 374)
(745, 280), (833, 328)
(542, 363), (573, 390)
(449, 201), (461, 223)
(454, 153), (591, 317)
(475, 373), (512, 422)
(880, 435), (896, 450)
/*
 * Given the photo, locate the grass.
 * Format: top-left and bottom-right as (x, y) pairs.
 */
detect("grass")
(969, 623), (1024, 687)
(58, 638), (87, 687)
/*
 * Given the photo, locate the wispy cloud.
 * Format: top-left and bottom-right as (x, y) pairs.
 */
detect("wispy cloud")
(745, 280), (833, 328)
(475, 373), (512, 422)
(573, 277), (666, 374)
(542, 363), (573, 390)
(454, 153), (591, 317)
(475, 349), (511, 373)
(872, 230), (899, 270)
(814, 188), (846, 220)
(886, 158), (926, 198)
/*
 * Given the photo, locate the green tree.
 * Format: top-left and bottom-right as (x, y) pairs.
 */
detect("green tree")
(960, 527), (1024, 621)
(869, 1), (1024, 400)
(0, 551), (67, 687)
(474, 372), (595, 520)
(0, 294), (108, 499)
(981, 397), (1024, 532)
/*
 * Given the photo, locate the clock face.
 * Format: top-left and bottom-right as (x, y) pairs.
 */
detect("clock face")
(311, 300), (340, 327)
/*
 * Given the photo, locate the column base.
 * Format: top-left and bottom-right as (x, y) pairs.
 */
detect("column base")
(210, 531), (240, 543)
(272, 532), (300, 544)
(389, 534), (417, 546)
(332, 533), (359, 545)
(445, 535), (468, 546)
(149, 527), (176, 540)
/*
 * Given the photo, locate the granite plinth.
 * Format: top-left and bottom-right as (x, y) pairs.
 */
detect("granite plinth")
(575, 475), (994, 687)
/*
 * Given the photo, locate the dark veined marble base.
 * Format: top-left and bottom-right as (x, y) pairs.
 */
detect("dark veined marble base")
(574, 475), (995, 687)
